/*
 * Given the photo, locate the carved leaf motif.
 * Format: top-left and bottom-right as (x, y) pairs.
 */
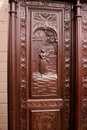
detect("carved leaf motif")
(20, 5), (27, 129)
(81, 4), (87, 130)
(82, 4), (87, 11)
(62, 4), (71, 129)
(20, 1), (71, 130)
(33, 13), (58, 32)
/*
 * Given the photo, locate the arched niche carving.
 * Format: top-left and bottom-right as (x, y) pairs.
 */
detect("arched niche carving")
(32, 27), (58, 96)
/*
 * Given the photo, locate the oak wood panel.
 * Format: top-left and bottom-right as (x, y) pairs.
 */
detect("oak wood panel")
(21, 1), (71, 130)
(8, 1), (77, 130)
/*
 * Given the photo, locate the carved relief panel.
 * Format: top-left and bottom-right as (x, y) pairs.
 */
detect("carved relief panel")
(31, 110), (60, 130)
(19, 1), (71, 130)
(31, 11), (59, 97)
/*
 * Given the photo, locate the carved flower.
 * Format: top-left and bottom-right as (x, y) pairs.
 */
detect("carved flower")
(37, 116), (53, 130)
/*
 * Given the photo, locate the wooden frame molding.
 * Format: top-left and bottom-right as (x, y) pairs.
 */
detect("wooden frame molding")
(8, 0), (87, 130)
(8, 0), (87, 4)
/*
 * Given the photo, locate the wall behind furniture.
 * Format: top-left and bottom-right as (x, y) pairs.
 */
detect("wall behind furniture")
(0, 0), (8, 130)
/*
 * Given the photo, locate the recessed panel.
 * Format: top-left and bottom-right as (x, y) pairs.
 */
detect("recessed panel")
(29, 110), (61, 130)
(28, 9), (63, 97)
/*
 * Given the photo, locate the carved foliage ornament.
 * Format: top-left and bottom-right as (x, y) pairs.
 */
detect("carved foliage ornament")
(20, 5), (27, 129)
(81, 4), (87, 130)
(33, 13), (58, 32)
(62, 3), (71, 130)
(20, 1), (71, 130)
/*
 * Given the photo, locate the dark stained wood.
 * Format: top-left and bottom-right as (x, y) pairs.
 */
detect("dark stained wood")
(8, 1), (17, 130)
(8, 0), (87, 130)
(74, 0), (82, 129)
(81, 3), (87, 130)
(9, 0), (87, 4)
(70, 4), (76, 130)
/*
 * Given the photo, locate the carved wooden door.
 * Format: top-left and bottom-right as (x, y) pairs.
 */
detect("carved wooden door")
(8, 1), (72, 130)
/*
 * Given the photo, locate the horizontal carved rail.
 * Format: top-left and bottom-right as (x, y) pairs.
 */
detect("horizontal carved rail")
(27, 99), (63, 109)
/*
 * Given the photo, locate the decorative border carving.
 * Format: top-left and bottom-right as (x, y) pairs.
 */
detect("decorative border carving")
(21, 1), (65, 8)
(20, 4), (27, 129)
(81, 4), (87, 130)
(20, 1), (71, 130)
(63, 3), (71, 129)
(27, 99), (63, 109)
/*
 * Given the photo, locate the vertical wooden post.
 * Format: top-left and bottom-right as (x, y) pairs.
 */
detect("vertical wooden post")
(8, 0), (17, 130)
(74, 0), (82, 129)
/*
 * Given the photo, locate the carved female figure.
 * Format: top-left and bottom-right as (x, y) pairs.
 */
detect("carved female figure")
(39, 48), (50, 74)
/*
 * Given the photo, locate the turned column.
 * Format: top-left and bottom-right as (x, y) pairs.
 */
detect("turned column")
(74, 0), (82, 130)
(8, 0), (17, 130)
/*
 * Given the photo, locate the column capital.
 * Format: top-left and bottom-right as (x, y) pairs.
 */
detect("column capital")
(9, 0), (17, 3)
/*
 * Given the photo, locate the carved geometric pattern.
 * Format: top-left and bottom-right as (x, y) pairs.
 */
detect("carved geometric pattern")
(32, 111), (59, 130)
(33, 13), (58, 32)
(81, 4), (87, 130)
(27, 99), (63, 109)
(20, 4), (27, 130)
(62, 3), (71, 130)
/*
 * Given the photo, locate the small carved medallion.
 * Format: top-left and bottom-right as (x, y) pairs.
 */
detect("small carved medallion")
(32, 111), (58, 130)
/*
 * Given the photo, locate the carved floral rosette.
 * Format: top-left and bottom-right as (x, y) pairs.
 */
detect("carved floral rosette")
(81, 4), (87, 130)
(63, 3), (71, 130)
(20, 4), (27, 129)
(32, 111), (58, 130)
